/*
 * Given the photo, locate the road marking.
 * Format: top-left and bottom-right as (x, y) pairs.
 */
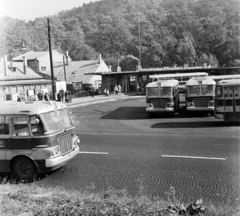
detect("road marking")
(79, 151), (109, 155)
(161, 155), (226, 160)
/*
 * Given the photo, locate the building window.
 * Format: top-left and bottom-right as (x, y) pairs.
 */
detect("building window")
(142, 75), (147, 81)
(130, 76), (136, 85)
(41, 67), (46, 71)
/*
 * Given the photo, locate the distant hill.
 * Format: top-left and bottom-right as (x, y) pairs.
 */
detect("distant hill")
(0, 0), (239, 71)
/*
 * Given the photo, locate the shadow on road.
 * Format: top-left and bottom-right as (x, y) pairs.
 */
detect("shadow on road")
(100, 107), (148, 120)
(99, 107), (214, 120)
(151, 121), (239, 128)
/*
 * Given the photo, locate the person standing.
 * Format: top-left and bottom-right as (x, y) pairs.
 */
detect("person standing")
(114, 85), (118, 95)
(17, 95), (21, 102)
(118, 84), (121, 93)
(44, 92), (50, 101)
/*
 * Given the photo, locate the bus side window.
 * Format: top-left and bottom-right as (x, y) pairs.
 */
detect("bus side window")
(13, 117), (30, 137)
(30, 116), (45, 135)
(216, 86), (222, 97)
(0, 116), (10, 135)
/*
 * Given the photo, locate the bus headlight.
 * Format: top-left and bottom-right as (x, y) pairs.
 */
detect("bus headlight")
(51, 146), (61, 156)
(208, 100), (214, 107)
(187, 102), (195, 107)
(146, 103), (153, 108)
(166, 102), (174, 108)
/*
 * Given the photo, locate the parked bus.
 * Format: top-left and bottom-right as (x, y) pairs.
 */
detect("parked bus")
(210, 74), (240, 83)
(185, 76), (216, 115)
(149, 72), (208, 105)
(146, 79), (179, 117)
(214, 79), (240, 123)
(0, 101), (80, 181)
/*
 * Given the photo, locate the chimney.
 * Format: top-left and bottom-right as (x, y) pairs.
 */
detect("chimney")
(3, 55), (8, 77)
(23, 56), (27, 74)
(98, 54), (102, 64)
(108, 65), (112, 71)
(117, 65), (121, 72)
(137, 60), (142, 71)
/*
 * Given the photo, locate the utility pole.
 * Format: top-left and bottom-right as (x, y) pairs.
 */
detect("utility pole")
(138, 0), (141, 70)
(47, 18), (56, 100)
(63, 55), (67, 82)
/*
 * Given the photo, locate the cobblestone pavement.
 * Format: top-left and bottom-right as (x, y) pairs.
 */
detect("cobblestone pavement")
(36, 96), (240, 207)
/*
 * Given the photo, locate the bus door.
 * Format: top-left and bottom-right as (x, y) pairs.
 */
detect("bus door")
(0, 116), (11, 172)
(224, 86), (240, 122)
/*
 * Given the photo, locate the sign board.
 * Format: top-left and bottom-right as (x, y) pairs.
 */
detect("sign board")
(56, 81), (66, 93)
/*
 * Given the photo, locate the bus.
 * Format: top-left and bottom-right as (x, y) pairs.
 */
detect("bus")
(210, 74), (240, 83)
(214, 79), (240, 123)
(149, 72), (208, 105)
(146, 79), (179, 117)
(0, 101), (80, 181)
(185, 76), (216, 115)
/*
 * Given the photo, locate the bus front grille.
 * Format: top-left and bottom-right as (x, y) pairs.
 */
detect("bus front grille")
(58, 134), (72, 155)
(193, 98), (209, 107)
(152, 99), (167, 108)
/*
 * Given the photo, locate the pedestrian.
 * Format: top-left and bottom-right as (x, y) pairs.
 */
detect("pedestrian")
(118, 84), (121, 93)
(114, 85), (118, 95)
(17, 95), (21, 102)
(57, 91), (61, 101)
(67, 90), (72, 103)
(44, 92), (50, 101)
(90, 88), (94, 98)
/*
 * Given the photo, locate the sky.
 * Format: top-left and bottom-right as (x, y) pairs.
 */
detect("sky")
(0, 0), (99, 21)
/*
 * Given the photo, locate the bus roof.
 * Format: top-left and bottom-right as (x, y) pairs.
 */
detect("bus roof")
(146, 79), (179, 88)
(185, 76), (216, 86)
(217, 79), (240, 86)
(209, 74), (240, 81)
(149, 72), (208, 79)
(0, 101), (67, 116)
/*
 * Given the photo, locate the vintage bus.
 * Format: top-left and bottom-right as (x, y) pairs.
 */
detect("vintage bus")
(146, 79), (179, 117)
(149, 72), (208, 105)
(214, 79), (240, 123)
(210, 74), (240, 83)
(185, 76), (216, 115)
(0, 101), (80, 181)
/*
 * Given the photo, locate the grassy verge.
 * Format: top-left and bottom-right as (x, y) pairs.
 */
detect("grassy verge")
(0, 179), (239, 216)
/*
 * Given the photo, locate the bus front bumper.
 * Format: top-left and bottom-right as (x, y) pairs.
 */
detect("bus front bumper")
(38, 146), (79, 173)
(146, 108), (174, 112)
(186, 107), (214, 111)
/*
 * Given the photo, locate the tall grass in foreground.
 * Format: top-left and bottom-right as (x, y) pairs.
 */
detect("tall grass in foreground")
(0, 177), (239, 216)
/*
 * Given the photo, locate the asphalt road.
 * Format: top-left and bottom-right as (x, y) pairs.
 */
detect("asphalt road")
(37, 97), (240, 206)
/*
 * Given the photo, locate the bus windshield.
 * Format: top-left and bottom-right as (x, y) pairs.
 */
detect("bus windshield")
(187, 85), (215, 96)
(40, 111), (63, 134)
(147, 87), (172, 97)
(58, 108), (73, 129)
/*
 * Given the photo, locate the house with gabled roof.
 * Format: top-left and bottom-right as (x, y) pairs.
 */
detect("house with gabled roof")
(12, 50), (71, 74)
(47, 54), (110, 95)
(0, 55), (53, 101)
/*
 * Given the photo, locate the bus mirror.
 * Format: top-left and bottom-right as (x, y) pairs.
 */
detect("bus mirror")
(69, 111), (72, 115)
(35, 119), (40, 124)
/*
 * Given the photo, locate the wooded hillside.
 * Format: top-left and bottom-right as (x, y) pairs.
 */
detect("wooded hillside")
(0, 0), (239, 71)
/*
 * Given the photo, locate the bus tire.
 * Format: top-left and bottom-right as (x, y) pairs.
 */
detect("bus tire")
(12, 157), (38, 182)
(210, 111), (214, 116)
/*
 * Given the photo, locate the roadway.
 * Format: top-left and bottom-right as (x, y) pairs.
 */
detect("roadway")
(36, 95), (240, 206)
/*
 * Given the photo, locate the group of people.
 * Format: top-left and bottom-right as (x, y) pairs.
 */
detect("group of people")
(114, 84), (121, 95)
(37, 91), (51, 101)
(57, 89), (72, 103)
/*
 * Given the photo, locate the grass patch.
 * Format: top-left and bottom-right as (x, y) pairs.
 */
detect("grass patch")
(0, 178), (239, 216)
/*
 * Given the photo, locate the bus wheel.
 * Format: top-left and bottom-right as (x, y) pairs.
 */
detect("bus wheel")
(12, 157), (38, 182)
(210, 111), (214, 116)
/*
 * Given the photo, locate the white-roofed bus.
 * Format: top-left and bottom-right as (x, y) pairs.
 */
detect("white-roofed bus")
(0, 101), (80, 181)
(149, 72), (208, 105)
(146, 79), (179, 117)
(185, 76), (216, 115)
(214, 79), (240, 123)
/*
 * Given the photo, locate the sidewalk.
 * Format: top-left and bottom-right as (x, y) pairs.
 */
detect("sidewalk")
(67, 93), (145, 108)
